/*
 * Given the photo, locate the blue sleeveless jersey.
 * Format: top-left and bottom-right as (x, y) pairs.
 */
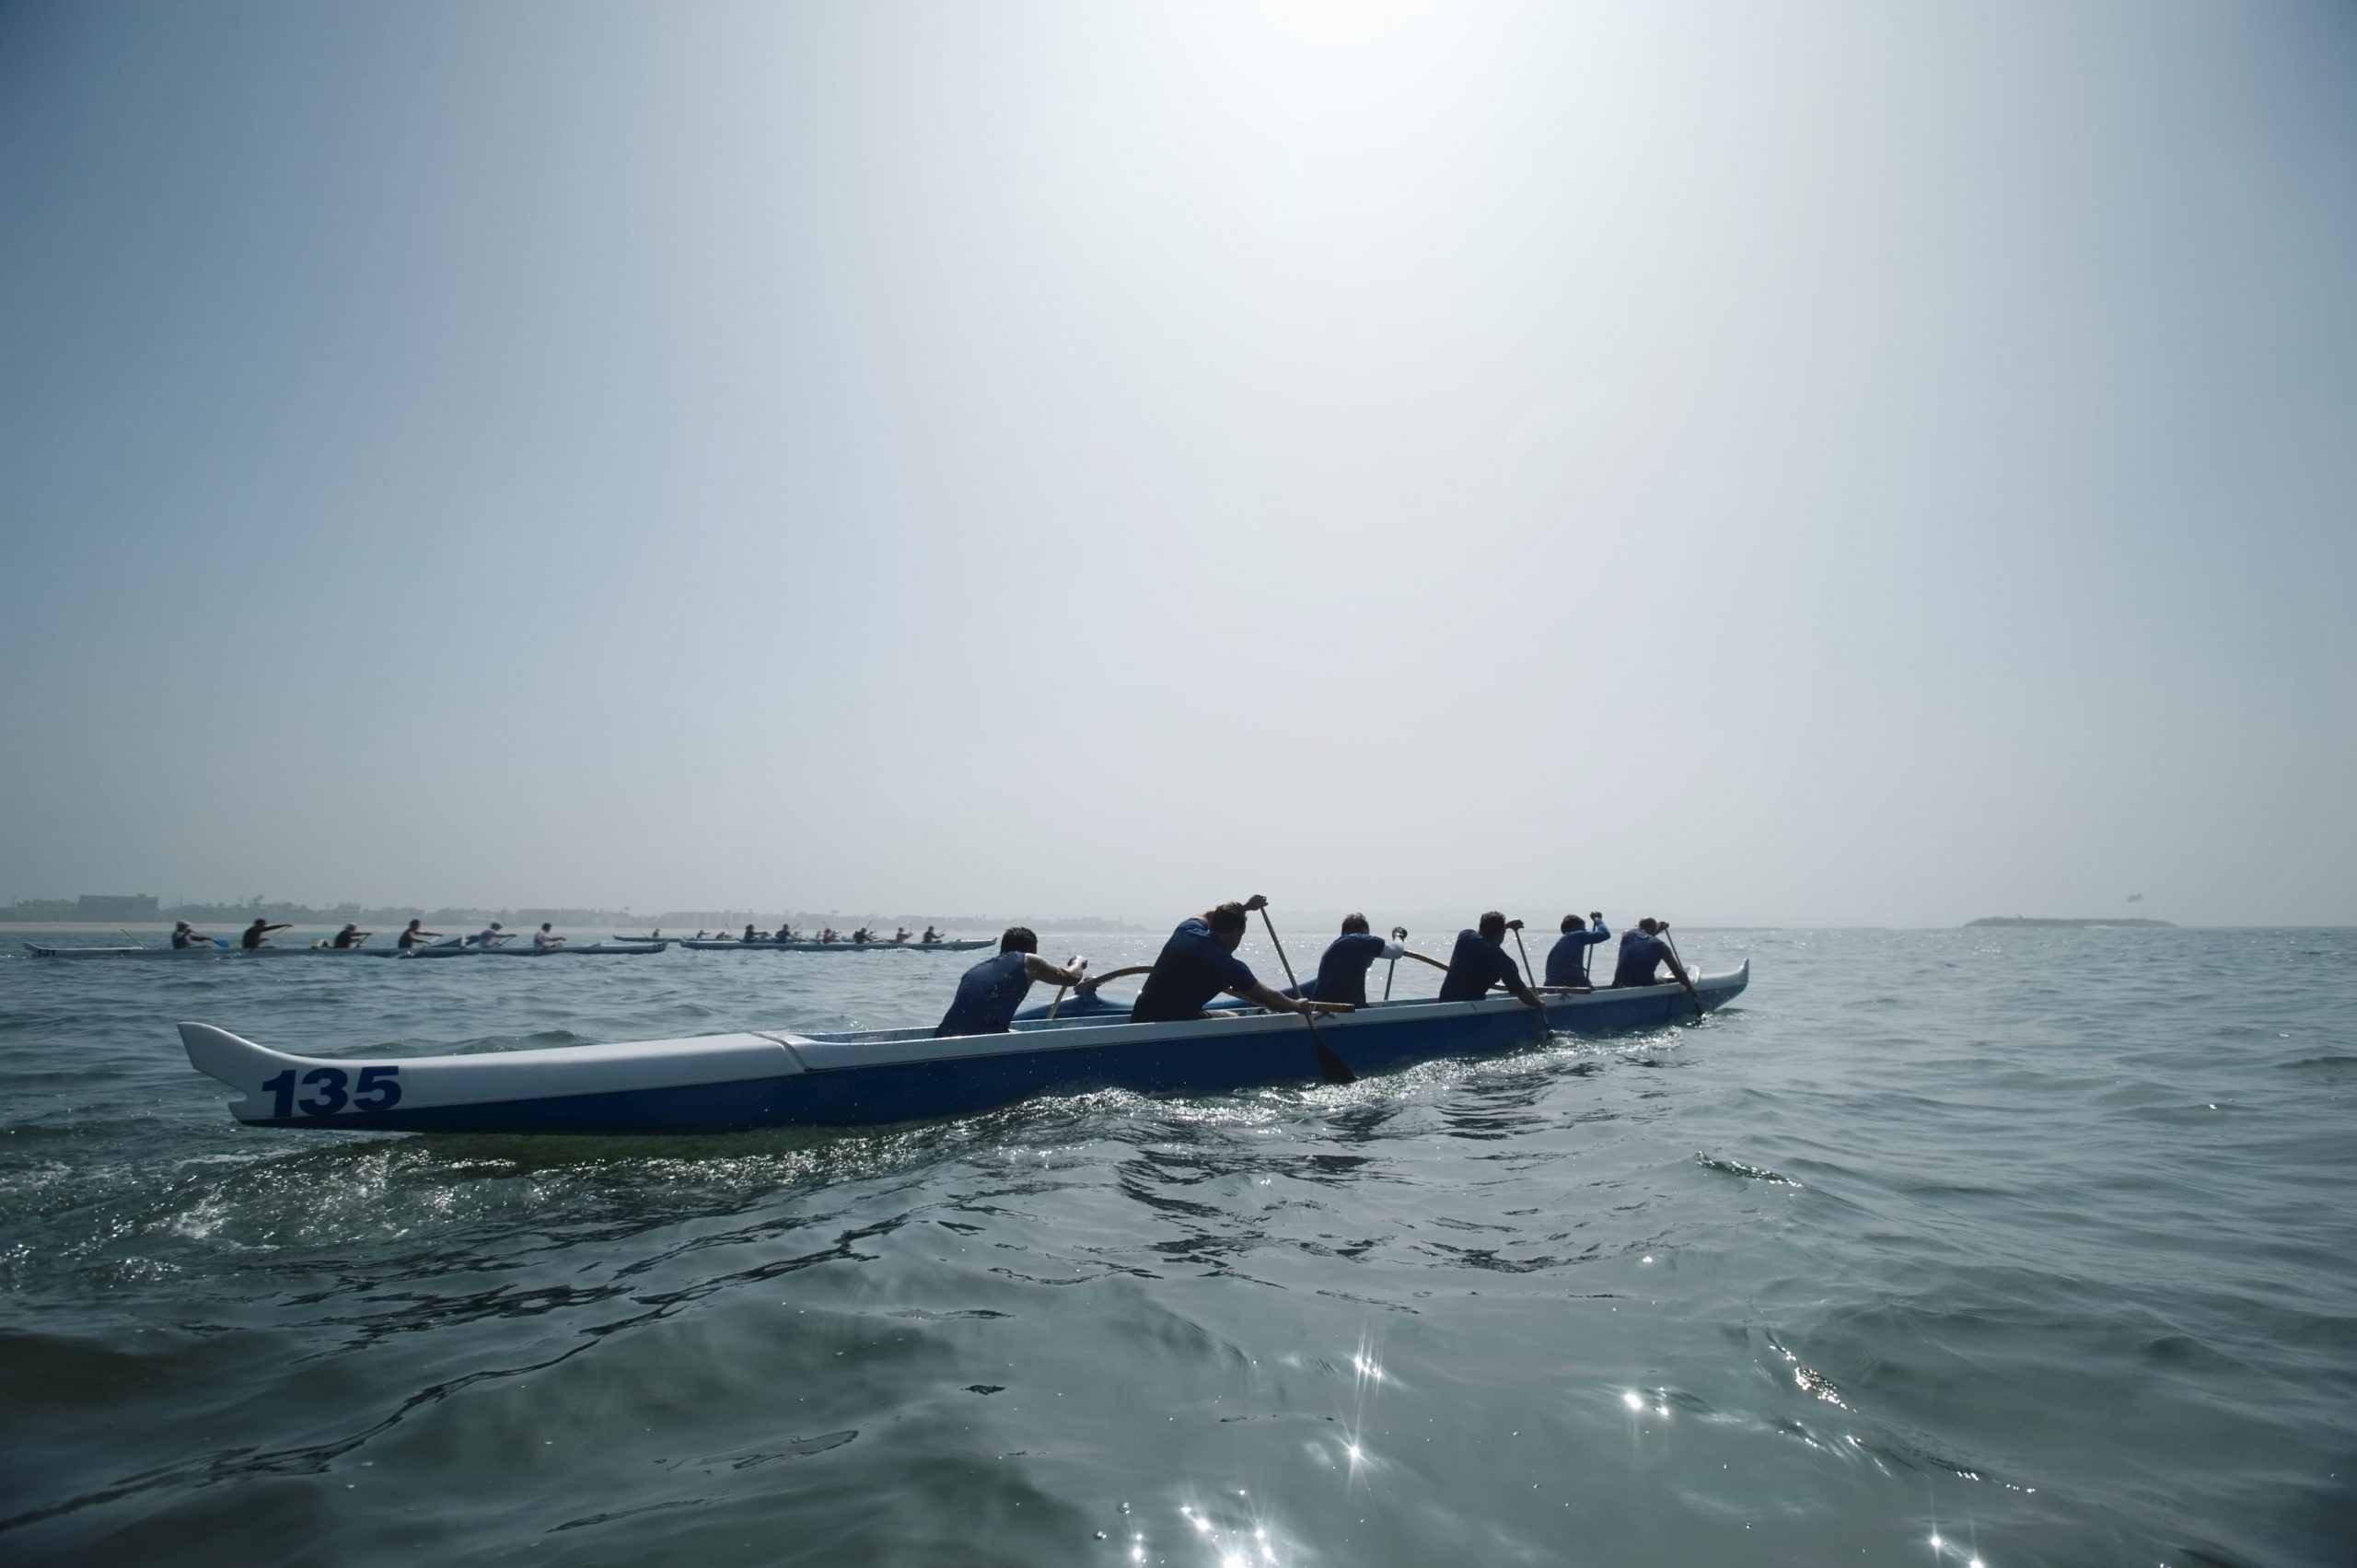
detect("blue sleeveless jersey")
(1437, 930), (1519, 1001)
(935, 950), (1034, 1037)
(1132, 919), (1259, 1023)
(1312, 932), (1390, 1007)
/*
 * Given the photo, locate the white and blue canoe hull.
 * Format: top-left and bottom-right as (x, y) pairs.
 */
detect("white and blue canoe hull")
(23, 940), (665, 959)
(180, 962), (1747, 1135)
(679, 938), (992, 953)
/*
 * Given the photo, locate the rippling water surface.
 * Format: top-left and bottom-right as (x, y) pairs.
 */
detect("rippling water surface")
(3, 926), (2352, 1566)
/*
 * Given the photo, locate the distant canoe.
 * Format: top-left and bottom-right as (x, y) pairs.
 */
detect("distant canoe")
(24, 943), (226, 959)
(178, 962), (1750, 1134)
(21, 942), (343, 959)
(21, 940), (667, 960)
(388, 939), (668, 958)
(678, 938), (992, 953)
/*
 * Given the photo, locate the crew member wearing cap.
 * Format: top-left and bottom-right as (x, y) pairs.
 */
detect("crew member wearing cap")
(935, 928), (1088, 1037)
(171, 922), (212, 949)
(1610, 919), (1689, 988)
(1131, 895), (1351, 1025)
(1436, 912), (1548, 1009)
(1544, 912), (1609, 988)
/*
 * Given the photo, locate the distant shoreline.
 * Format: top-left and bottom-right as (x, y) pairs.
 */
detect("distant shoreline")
(1964, 916), (2176, 928)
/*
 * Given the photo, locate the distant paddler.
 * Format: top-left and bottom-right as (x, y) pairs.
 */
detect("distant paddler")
(330, 923), (372, 950)
(1435, 912), (1549, 1010)
(1130, 895), (1351, 1024)
(934, 928), (1089, 1037)
(741, 923), (761, 944)
(770, 923), (798, 946)
(1609, 918), (1690, 989)
(531, 923), (566, 951)
(921, 925), (941, 945)
(471, 922), (515, 949)
(1544, 912), (1609, 990)
(171, 921), (214, 950)
(240, 918), (293, 951)
(894, 927), (912, 945)
(1293, 914), (1444, 1006)
(397, 919), (442, 950)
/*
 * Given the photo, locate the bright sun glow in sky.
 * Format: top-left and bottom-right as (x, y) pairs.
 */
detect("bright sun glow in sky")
(2, 2), (2351, 925)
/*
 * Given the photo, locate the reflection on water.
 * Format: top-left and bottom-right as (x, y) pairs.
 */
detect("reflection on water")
(4, 929), (2356, 1565)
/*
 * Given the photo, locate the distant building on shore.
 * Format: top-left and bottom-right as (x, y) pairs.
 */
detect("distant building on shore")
(1, 893), (161, 922)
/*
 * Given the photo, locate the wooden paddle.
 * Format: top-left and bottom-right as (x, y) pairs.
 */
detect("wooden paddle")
(1510, 921), (1538, 991)
(1046, 954), (1084, 1020)
(1660, 927), (1705, 1017)
(1258, 905), (1356, 1086)
(1507, 920), (1552, 1041)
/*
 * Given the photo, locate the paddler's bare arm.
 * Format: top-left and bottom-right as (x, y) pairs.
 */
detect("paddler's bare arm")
(1025, 954), (1086, 988)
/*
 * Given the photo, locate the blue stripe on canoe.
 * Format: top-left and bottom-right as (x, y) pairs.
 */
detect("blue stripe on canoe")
(241, 981), (1736, 1134)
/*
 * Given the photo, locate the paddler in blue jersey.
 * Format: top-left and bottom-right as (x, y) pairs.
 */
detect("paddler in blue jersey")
(1294, 915), (1443, 1006)
(1435, 912), (1549, 1010)
(1610, 918), (1689, 988)
(1544, 912), (1609, 989)
(1130, 896), (1349, 1025)
(935, 928), (1089, 1037)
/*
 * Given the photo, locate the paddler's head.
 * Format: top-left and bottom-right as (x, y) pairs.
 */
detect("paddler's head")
(999, 926), (1038, 955)
(1205, 901), (1249, 951)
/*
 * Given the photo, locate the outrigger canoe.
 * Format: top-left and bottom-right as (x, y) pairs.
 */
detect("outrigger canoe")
(23, 941), (667, 960)
(179, 961), (1748, 1134)
(679, 938), (992, 953)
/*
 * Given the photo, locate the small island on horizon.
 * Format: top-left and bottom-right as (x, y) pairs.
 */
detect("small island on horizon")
(1965, 916), (2177, 928)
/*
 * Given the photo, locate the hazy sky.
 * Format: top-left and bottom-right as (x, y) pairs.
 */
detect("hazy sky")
(3, 0), (2352, 927)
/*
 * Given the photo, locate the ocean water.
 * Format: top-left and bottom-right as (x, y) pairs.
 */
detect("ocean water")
(1, 925), (2351, 1568)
